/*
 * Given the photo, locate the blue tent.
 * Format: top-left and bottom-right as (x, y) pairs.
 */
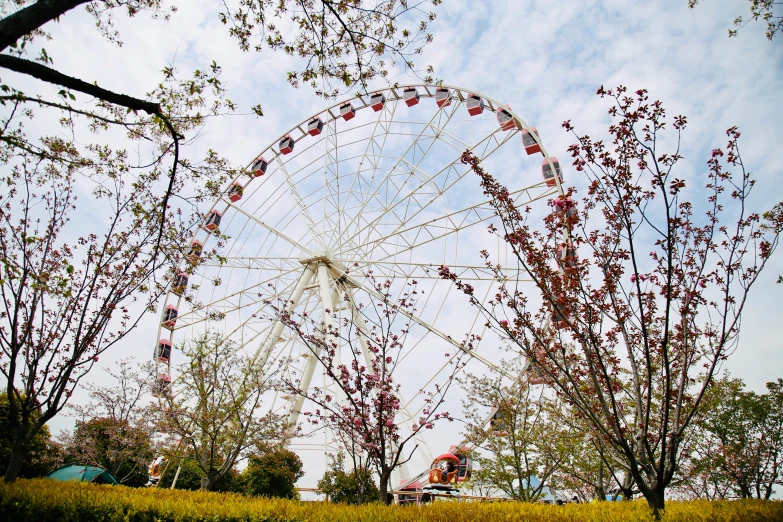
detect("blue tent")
(47, 465), (119, 485)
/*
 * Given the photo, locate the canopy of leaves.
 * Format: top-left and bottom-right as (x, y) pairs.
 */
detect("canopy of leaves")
(317, 452), (379, 504)
(676, 375), (783, 499)
(156, 332), (284, 491)
(62, 417), (153, 487)
(0, 393), (60, 478)
(157, 457), (238, 492)
(237, 447), (304, 499)
(460, 364), (564, 502)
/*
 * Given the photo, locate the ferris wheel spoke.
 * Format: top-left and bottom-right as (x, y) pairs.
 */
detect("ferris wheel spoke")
(340, 184), (555, 260)
(197, 256), (304, 271)
(337, 124), (514, 253)
(173, 268), (301, 329)
(328, 97), (399, 245)
(327, 100), (464, 249)
(274, 155), (321, 247)
(225, 200), (313, 257)
(340, 260), (532, 282)
(339, 270), (511, 379)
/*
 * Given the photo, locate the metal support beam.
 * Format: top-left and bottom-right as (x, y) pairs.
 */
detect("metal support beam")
(255, 263), (316, 367)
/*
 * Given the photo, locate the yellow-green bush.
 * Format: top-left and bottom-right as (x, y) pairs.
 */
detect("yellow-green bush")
(1, 479), (781, 522)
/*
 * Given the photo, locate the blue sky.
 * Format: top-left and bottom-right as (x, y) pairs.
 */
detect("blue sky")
(9, 0), (781, 490)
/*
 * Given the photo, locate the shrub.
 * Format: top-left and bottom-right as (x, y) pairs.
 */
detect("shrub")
(238, 448), (303, 499)
(157, 458), (238, 492)
(1, 478), (782, 522)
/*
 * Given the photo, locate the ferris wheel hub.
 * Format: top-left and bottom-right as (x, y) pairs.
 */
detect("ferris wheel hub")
(298, 254), (331, 265)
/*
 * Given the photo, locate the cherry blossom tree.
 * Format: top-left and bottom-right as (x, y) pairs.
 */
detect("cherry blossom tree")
(60, 359), (156, 486)
(0, 133), (216, 481)
(441, 86), (783, 515)
(278, 274), (466, 504)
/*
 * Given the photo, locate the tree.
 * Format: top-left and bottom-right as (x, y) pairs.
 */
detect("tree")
(317, 452), (380, 504)
(157, 332), (284, 491)
(675, 375), (783, 499)
(63, 417), (152, 487)
(157, 456), (238, 492)
(279, 274), (465, 504)
(546, 403), (637, 502)
(0, 135), (216, 481)
(238, 447), (304, 499)
(688, 0), (783, 40)
(0, 393), (60, 478)
(0, 0), (442, 482)
(459, 361), (563, 502)
(59, 358), (156, 486)
(441, 86), (783, 515)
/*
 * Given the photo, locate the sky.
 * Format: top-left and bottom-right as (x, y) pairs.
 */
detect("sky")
(3, 0), (782, 492)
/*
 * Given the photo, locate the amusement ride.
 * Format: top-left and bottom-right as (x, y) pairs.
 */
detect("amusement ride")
(149, 83), (571, 500)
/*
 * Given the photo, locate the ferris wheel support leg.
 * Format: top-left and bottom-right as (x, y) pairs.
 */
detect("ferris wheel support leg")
(317, 263), (341, 368)
(285, 262), (342, 434)
(255, 263), (316, 367)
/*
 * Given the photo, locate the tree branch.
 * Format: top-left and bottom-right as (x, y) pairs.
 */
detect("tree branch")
(0, 54), (161, 115)
(0, 0), (91, 52)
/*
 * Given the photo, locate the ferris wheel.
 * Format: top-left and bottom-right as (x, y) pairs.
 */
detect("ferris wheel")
(152, 83), (567, 488)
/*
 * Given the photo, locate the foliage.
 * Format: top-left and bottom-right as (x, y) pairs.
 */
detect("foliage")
(0, 393), (60, 478)
(157, 457), (238, 493)
(674, 375), (783, 499)
(156, 332), (284, 491)
(688, 0), (783, 40)
(546, 406), (635, 503)
(59, 359), (155, 487)
(317, 452), (379, 505)
(459, 362), (563, 502)
(442, 86), (782, 515)
(279, 273), (465, 504)
(218, 0), (442, 96)
(237, 447), (304, 499)
(0, 14), (235, 482)
(62, 417), (152, 488)
(3, 479), (783, 522)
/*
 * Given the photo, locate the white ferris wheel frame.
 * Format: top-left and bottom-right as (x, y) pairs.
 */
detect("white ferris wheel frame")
(153, 82), (568, 488)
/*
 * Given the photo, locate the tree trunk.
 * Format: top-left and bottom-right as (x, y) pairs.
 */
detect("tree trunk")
(379, 471), (391, 505)
(200, 476), (210, 491)
(5, 436), (27, 482)
(644, 490), (665, 521)
(4, 432), (29, 482)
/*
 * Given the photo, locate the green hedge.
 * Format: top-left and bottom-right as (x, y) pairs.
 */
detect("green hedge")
(1, 479), (782, 522)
